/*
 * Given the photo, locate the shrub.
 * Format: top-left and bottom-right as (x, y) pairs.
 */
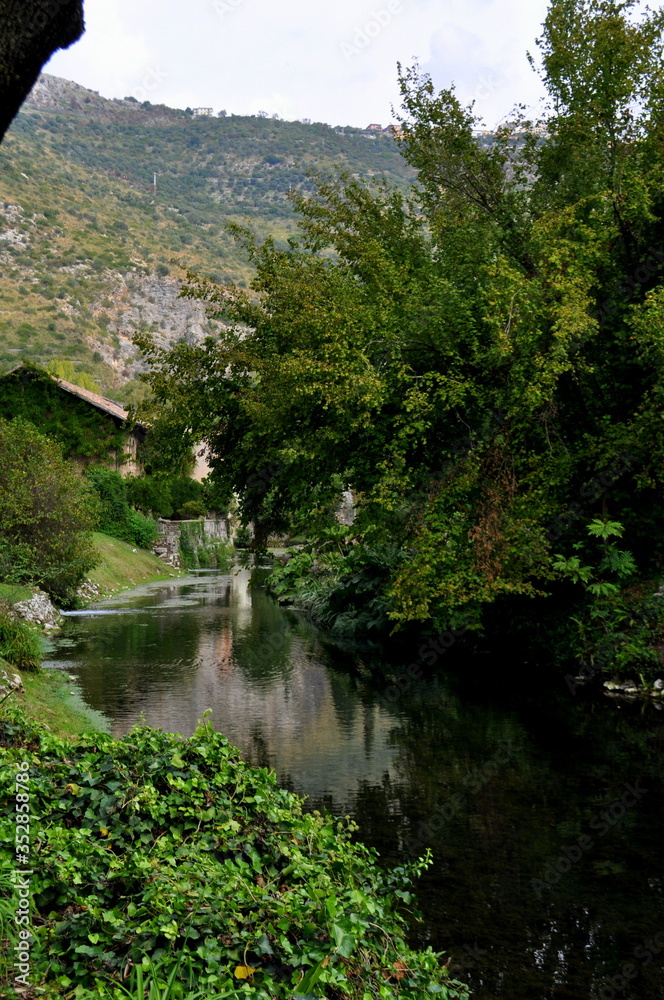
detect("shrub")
(268, 529), (402, 637)
(234, 525), (251, 548)
(124, 474), (173, 518)
(170, 476), (204, 515)
(179, 499), (206, 519)
(0, 418), (99, 603)
(126, 509), (159, 549)
(0, 612), (41, 672)
(86, 467), (158, 549)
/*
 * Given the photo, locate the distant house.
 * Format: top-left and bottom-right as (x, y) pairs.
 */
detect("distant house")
(365, 123), (383, 132)
(192, 107), (213, 117)
(0, 364), (145, 475)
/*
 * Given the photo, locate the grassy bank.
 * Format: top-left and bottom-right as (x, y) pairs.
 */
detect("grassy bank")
(1, 534), (181, 737)
(0, 584), (33, 604)
(6, 668), (109, 738)
(87, 532), (183, 597)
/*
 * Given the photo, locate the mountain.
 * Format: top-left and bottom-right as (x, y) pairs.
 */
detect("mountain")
(0, 74), (414, 396)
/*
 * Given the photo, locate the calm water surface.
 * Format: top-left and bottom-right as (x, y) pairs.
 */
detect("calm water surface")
(44, 567), (664, 1000)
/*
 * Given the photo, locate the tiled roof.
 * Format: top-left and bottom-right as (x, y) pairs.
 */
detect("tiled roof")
(2, 364), (137, 425)
(54, 377), (129, 421)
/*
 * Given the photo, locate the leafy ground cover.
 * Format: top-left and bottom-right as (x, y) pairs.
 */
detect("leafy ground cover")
(0, 705), (469, 999)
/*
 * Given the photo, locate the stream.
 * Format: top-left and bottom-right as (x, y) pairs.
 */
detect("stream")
(44, 566), (664, 999)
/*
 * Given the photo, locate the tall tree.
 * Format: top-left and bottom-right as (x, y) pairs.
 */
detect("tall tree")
(138, 1), (664, 641)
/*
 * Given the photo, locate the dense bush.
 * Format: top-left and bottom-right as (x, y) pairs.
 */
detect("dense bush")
(0, 705), (469, 1000)
(86, 467), (158, 549)
(268, 528), (403, 638)
(124, 474), (209, 519)
(124, 474), (174, 518)
(170, 477), (205, 518)
(0, 418), (99, 603)
(179, 499), (207, 519)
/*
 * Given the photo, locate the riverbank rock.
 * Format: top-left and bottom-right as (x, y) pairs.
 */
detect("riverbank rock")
(604, 677), (664, 700)
(0, 662), (24, 697)
(11, 591), (63, 631)
(77, 580), (104, 603)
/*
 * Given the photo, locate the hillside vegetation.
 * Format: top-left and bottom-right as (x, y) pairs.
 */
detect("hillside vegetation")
(0, 74), (413, 395)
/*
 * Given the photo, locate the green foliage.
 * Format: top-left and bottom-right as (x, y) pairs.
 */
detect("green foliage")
(136, 418), (197, 479)
(178, 523), (231, 570)
(0, 417), (99, 602)
(46, 359), (101, 393)
(554, 518), (661, 675)
(0, 705), (469, 1000)
(0, 612), (41, 672)
(86, 467), (158, 550)
(124, 475), (207, 521)
(0, 365), (126, 462)
(233, 526), (252, 549)
(124, 475), (174, 519)
(170, 478), (205, 518)
(269, 528), (403, 637)
(179, 499), (206, 519)
(136, 1), (664, 664)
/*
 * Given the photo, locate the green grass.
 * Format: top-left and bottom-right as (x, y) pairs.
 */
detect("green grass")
(0, 615), (41, 671)
(0, 583), (33, 603)
(87, 532), (182, 596)
(5, 668), (109, 738)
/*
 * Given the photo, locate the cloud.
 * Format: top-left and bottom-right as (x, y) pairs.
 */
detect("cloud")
(44, 0), (550, 127)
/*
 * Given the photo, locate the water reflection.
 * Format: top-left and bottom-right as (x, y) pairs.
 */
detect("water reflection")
(49, 569), (401, 806)
(45, 568), (664, 999)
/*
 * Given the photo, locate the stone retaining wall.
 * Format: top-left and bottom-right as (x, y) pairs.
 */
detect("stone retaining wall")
(153, 520), (184, 569)
(152, 518), (232, 569)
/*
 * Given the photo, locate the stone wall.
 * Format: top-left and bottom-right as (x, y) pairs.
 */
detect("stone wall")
(153, 518), (232, 569)
(153, 520), (185, 569)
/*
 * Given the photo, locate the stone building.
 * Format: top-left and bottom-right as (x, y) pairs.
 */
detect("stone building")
(0, 364), (145, 474)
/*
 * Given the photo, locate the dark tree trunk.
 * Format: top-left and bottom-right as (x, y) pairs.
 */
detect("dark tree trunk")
(0, 0), (84, 141)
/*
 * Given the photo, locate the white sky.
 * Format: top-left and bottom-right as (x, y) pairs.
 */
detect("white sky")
(44, 0), (555, 129)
